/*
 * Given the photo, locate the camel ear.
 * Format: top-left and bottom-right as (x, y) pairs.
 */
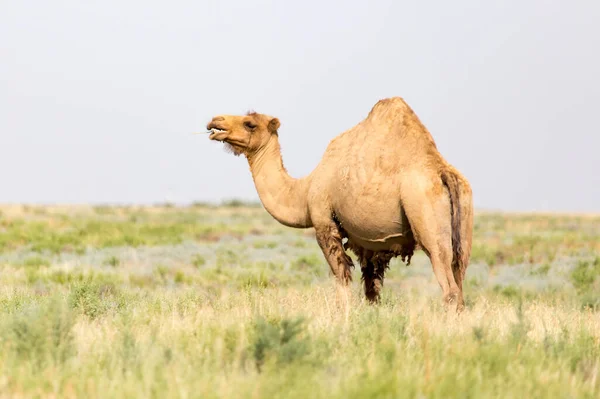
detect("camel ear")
(268, 118), (280, 134)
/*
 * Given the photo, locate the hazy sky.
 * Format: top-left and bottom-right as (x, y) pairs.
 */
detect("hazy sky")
(1, 1), (599, 212)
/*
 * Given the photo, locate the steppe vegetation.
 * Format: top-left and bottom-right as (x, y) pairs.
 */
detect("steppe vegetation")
(0, 203), (599, 398)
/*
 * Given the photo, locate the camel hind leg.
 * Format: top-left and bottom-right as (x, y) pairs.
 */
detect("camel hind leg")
(440, 167), (473, 312)
(400, 175), (462, 309)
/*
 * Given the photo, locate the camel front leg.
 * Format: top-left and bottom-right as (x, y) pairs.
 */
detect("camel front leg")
(314, 223), (354, 285)
(361, 258), (388, 304)
(361, 260), (381, 303)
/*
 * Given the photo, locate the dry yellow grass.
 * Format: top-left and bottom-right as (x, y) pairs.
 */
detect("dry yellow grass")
(0, 204), (599, 397)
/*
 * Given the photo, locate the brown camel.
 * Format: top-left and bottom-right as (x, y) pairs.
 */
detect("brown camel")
(205, 97), (473, 311)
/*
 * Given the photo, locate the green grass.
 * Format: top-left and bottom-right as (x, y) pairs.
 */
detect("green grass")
(0, 205), (599, 398)
(0, 207), (268, 254)
(191, 254), (206, 268)
(571, 257), (600, 294)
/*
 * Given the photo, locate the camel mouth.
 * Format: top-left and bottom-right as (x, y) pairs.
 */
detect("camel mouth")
(208, 128), (228, 142)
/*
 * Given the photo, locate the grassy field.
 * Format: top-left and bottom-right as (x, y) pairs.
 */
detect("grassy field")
(0, 203), (599, 398)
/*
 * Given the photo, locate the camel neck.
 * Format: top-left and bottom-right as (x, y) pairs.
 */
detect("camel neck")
(247, 137), (313, 228)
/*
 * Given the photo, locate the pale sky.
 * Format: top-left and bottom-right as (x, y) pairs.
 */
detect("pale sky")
(1, 1), (599, 212)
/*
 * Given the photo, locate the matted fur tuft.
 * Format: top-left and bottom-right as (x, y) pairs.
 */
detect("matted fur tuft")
(223, 143), (243, 157)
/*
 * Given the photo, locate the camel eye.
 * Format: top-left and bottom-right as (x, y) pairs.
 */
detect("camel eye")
(244, 121), (257, 131)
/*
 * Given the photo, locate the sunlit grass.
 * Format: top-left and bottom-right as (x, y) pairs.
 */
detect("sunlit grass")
(0, 204), (599, 397)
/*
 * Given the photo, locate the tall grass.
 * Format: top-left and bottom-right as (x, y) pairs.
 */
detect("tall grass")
(0, 205), (598, 397)
(0, 283), (598, 398)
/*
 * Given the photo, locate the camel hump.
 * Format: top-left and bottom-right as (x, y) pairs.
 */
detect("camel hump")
(376, 96), (408, 107)
(367, 97), (411, 118)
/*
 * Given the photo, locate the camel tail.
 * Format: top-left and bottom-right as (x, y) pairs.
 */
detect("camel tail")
(440, 167), (473, 287)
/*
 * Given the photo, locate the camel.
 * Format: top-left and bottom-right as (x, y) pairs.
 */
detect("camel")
(205, 97), (473, 311)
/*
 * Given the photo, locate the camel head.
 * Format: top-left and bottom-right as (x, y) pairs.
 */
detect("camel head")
(206, 111), (280, 156)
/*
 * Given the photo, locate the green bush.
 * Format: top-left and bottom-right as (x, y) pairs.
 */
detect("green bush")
(250, 316), (311, 372)
(1, 296), (75, 368)
(192, 254), (207, 268)
(68, 279), (122, 319)
(570, 258), (600, 294)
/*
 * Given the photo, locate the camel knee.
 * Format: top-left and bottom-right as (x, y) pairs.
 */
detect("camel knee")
(329, 249), (353, 285)
(443, 290), (465, 314)
(444, 290), (459, 304)
(315, 225), (354, 284)
(334, 246), (354, 284)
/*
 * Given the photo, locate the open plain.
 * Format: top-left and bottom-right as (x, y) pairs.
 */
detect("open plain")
(0, 203), (599, 398)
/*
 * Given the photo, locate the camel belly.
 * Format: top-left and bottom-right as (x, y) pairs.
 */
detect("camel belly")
(345, 230), (410, 252)
(333, 199), (413, 252)
(324, 143), (415, 251)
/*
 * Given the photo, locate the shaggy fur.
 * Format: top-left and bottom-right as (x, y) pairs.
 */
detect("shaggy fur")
(206, 97), (473, 311)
